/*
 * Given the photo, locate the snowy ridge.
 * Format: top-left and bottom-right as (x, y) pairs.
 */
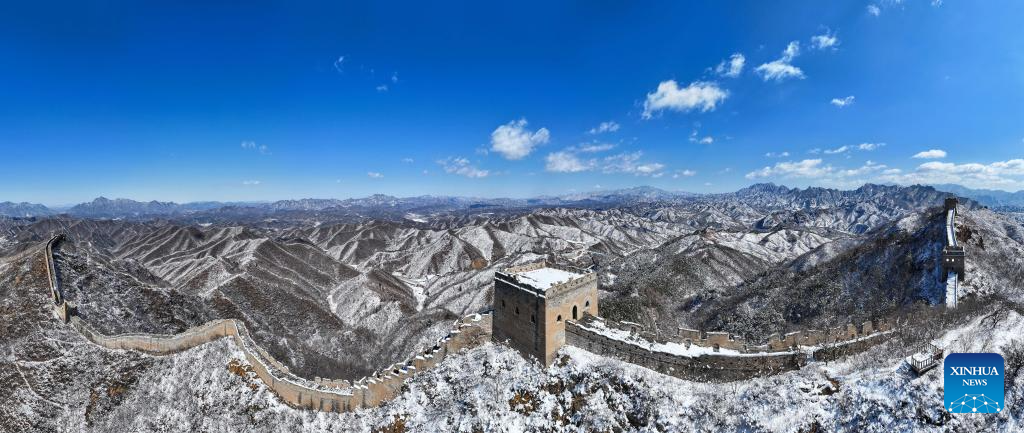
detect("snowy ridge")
(42, 235), (494, 412)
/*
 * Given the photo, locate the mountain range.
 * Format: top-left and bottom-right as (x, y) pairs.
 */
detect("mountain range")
(1, 183), (1000, 220)
(3, 181), (1023, 431)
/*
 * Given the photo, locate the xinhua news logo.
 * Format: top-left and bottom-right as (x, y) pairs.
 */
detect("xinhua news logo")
(944, 353), (1004, 414)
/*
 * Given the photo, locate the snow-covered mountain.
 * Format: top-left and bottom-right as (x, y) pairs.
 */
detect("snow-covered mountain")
(3, 182), (1022, 432)
(0, 201), (54, 217)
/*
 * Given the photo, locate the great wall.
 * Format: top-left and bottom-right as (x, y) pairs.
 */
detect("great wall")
(564, 314), (897, 382)
(42, 234), (491, 412)
(35, 198), (967, 411)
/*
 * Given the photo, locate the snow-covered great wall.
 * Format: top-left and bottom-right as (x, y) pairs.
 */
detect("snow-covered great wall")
(565, 315), (897, 382)
(42, 234), (492, 413)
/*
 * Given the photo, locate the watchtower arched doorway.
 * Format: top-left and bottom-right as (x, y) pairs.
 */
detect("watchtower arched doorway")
(572, 305), (578, 320)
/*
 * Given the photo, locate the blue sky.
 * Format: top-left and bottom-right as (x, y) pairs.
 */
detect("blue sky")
(2, 1), (1023, 205)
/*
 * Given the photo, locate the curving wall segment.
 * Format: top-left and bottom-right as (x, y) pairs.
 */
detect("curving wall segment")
(565, 315), (898, 381)
(42, 234), (492, 412)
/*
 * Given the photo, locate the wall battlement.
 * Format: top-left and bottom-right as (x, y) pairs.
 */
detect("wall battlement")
(566, 315), (898, 381)
(495, 260), (597, 299)
(42, 234), (492, 412)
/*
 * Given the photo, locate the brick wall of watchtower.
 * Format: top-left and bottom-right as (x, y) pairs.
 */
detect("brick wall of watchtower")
(492, 263), (599, 366)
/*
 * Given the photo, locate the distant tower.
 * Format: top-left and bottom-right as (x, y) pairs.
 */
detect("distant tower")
(941, 197), (965, 281)
(492, 260), (599, 366)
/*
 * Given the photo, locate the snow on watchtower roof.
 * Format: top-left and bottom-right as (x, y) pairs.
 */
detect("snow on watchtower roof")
(515, 267), (581, 291)
(496, 260), (595, 297)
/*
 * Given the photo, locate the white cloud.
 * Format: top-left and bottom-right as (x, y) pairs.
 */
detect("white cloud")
(879, 159), (1024, 190)
(824, 145), (850, 155)
(576, 143), (616, 153)
(867, 4), (881, 16)
(836, 160), (888, 178)
(673, 169), (697, 178)
(240, 141), (270, 155)
(642, 80), (728, 119)
(588, 121), (620, 135)
(765, 151), (790, 158)
(601, 152), (665, 177)
(756, 41), (804, 82)
(821, 143), (883, 155)
(830, 96), (855, 107)
(688, 130), (714, 144)
(241, 180), (261, 186)
(546, 141), (621, 173)
(333, 55), (345, 73)
(391, 72), (399, 83)
(913, 149), (947, 159)
(490, 118), (550, 160)
(367, 172), (384, 179)
(811, 31), (839, 50)
(438, 157), (489, 178)
(376, 84), (389, 92)
(715, 53), (746, 78)
(401, 157), (415, 163)
(545, 151), (594, 173)
(746, 159), (831, 179)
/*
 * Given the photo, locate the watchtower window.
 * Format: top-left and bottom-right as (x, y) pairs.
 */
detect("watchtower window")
(515, 307), (520, 315)
(572, 305), (578, 320)
(556, 315), (562, 322)
(501, 300), (506, 309)
(530, 314), (536, 323)
(585, 300), (591, 308)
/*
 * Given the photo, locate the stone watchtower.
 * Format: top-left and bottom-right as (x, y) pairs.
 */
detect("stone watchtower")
(942, 197), (965, 281)
(492, 260), (598, 366)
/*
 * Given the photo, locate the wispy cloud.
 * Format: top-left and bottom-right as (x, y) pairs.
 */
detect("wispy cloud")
(546, 149), (666, 177)
(811, 30), (839, 50)
(824, 145), (850, 155)
(367, 172), (384, 179)
(376, 84), (389, 92)
(576, 143), (617, 153)
(913, 149), (947, 159)
(401, 157), (415, 163)
(438, 157), (489, 178)
(880, 159), (1024, 190)
(689, 130), (714, 144)
(333, 55), (345, 73)
(747, 159), (831, 179)
(490, 118), (550, 160)
(241, 141), (270, 155)
(867, 4), (881, 16)
(830, 96), (855, 107)
(546, 151), (593, 173)
(765, 151), (790, 158)
(588, 121), (620, 135)
(241, 180), (261, 186)
(601, 152), (666, 177)
(642, 80), (728, 119)
(545, 142), (619, 173)
(715, 53), (746, 78)
(755, 41), (804, 82)
(673, 169), (697, 178)
(822, 142), (884, 154)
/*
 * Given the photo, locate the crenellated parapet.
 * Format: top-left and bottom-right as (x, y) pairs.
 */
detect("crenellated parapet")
(596, 315), (895, 355)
